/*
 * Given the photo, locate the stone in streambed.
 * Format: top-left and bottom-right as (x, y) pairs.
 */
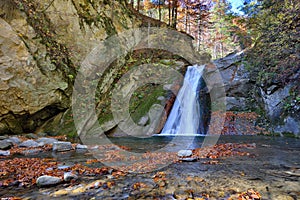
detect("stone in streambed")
(5, 137), (21, 145)
(36, 137), (58, 145)
(76, 144), (88, 149)
(53, 141), (73, 152)
(177, 150), (193, 157)
(0, 140), (12, 150)
(36, 175), (62, 187)
(21, 149), (42, 155)
(0, 150), (10, 156)
(64, 172), (78, 182)
(19, 140), (39, 148)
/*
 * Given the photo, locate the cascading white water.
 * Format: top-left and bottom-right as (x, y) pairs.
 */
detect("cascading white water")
(160, 65), (205, 136)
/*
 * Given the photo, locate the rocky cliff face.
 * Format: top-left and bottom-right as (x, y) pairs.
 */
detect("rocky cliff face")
(0, 0), (197, 136)
(0, 0), (142, 134)
(212, 52), (300, 137)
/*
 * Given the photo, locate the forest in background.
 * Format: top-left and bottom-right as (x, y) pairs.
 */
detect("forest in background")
(129, 0), (300, 106)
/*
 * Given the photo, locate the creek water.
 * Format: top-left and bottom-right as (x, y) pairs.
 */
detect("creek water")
(0, 135), (299, 199)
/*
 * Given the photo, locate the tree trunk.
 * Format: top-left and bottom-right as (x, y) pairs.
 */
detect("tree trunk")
(172, 0), (178, 28)
(130, 0), (134, 8)
(168, 0), (171, 25)
(174, 3), (178, 28)
(159, 1), (162, 21)
(185, 6), (188, 32)
(196, 5), (202, 51)
(137, 0), (140, 11)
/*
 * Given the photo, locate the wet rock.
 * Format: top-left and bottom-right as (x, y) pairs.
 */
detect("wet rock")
(25, 133), (38, 139)
(76, 144), (88, 149)
(19, 140), (39, 148)
(6, 137), (21, 145)
(0, 140), (12, 150)
(0, 136), (8, 140)
(36, 175), (62, 187)
(64, 172), (78, 182)
(21, 149), (42, 155)
(53, 141), (73, 152)
(0, 150), (10, 156)
(36, 137), (58, 145)
(138, 116), (149, 126)
(177, 150), (193, 157)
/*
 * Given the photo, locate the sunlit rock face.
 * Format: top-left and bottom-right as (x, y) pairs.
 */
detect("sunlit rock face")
(0, 0), (140, 134)
(0, 19), (70, 134)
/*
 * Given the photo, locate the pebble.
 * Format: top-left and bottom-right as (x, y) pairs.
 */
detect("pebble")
(36, 175), (62, 187)
(19, 140), (39, 148)
(177, 150), (193, 157)
(53, 141), (73, 152)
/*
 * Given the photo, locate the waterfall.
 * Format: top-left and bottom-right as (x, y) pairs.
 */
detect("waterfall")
(160, 65), (205, 136)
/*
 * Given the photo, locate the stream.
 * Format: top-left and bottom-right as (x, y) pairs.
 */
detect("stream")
(0, 135), (299, 199)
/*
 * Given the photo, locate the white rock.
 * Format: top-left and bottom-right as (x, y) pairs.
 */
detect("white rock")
(0, 150), (10, 156)
(36, 175), (62, 186)
(177, 150), (193, 157)
(76, 144), (88, 149)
